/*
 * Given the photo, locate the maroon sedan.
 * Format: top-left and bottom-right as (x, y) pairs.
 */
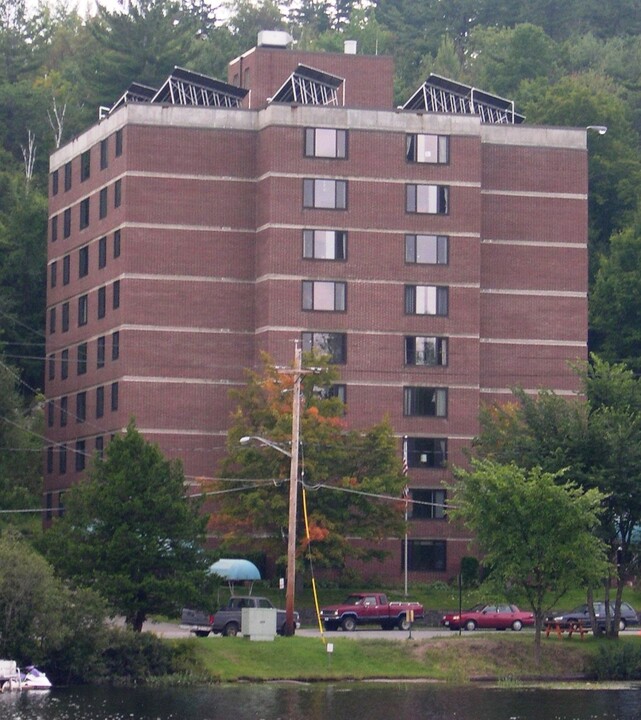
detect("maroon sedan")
(441, 603), (534, 631)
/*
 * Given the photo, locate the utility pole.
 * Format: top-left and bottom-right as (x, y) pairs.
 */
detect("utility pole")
(284, 342), (302, 636)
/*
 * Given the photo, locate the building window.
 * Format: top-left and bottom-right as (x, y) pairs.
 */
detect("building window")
(96, 385), (104, 418)
(405, 437), (448, 469)
(315, 383), (347, 404)
(114, 179), (122, 208)
(77, 343), (87, 375)
(112, 331), (120, 360)
(97, 286), (106, 319)
(100, 138), (108, 169)
(405, 285), (448, 316)
(49, 307), (56, 334)
(405, 336), (448, 366)
(97, 336), (106, 368)
(78, 294), (88, 326)
(59, 444), (67, 474)
(95, 237), (106, 270)
(79, 198), (90, 229)
(48, 353), (55, 381)
(406, 539), (446, 571)
(95, 435), (104, 458)
(115, 129), (123, 157)
(302, 280), (346, 311)
(303, 179), (347, 209)
(47, 448), (54, 475)
(50, 261), (57, 289)
(305, 128), (347, 158)
(303, 229), (346, 260)
(75, 440), (86, 471)
(60, 396), (68, 426)
(47, 400), (54, 427)
(111, 381), (119, 411)
(114, 229), (121, 258)
(405, 234), (448, 264)
(61, 302), (69, 332)
(64, 161), (72, 191)
(58, 491), (65, 517)
(61, 349), (69, 379)
(113, 280), (120, 309)
(302, 331), (346, 364)
(406, 184), (449, 214)
(80, 150), (91, 182)
(76, 391), (86, 423)
(63, 208), (71, 238)
(62, 255), (70, 285)
(403, 387), (448, 417)
(410, 488), (447, 520)
(99, 187), (108, 219)
(406, 134), (449, 164)
(51, 169), (59, 196)
(79, 245), (89, 277)
(51, 215), (58, 242)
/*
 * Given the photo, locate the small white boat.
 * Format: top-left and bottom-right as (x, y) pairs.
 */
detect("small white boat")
(20, 666), (52, 690)
(0, 661), (51, 691)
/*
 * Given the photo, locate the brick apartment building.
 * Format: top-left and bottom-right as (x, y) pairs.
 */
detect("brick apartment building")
(44, 33), (588, 582)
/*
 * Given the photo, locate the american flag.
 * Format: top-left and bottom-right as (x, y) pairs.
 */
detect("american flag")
(402, 436), (408, 476)
(402, 437), (409, 510)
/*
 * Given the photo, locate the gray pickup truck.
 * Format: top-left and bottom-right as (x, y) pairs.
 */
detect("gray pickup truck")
(181, 596), (298, 637)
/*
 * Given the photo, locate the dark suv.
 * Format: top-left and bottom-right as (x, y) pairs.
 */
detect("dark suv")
(549, 602), (639, 631)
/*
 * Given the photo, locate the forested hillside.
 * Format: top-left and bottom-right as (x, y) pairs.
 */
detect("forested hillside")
(1, 0), (641, 510)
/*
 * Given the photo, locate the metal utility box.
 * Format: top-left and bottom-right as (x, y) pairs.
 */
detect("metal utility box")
(241, 608), (277, 641)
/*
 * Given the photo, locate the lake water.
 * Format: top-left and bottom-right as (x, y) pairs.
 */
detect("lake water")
(2, 683), (641, 720)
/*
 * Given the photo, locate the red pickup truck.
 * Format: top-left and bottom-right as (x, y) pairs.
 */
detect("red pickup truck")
(320, 592), (424, 631)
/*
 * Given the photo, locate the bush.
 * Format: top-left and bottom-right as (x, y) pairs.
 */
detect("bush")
(101, 629), (177, 684)
(588, 641), (641, 680)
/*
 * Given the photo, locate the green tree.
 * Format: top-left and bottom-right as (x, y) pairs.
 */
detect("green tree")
(452, 460), (608, 661)
(473, 356), (641, 637)
(0, 529), (107, 674)
(467, 24), (558, 98)
(580, 356), (641, 628)
(518, 73), (641, 276)
(0, 353), (43, 524)
(85, 0), (203, 107)
(214, 354), (405, 575)
(43, 421), (213, 631)
(296, 6), (394, 59)
(590, 218), (641, 371)
(0, 176), (47, 391)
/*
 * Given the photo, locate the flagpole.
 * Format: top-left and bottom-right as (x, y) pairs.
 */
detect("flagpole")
(403, 435), (408, 598)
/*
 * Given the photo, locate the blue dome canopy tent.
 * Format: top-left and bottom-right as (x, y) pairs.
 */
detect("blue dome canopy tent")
(209, 558), (261, 596)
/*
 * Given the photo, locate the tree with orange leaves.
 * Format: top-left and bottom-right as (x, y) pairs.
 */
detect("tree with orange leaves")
(212, 353), (405, 576)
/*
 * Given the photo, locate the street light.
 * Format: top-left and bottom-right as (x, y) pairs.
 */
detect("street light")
(238, 345), (303, 636)
(586, 125), (608, 135)
(239, 435), (291, 458)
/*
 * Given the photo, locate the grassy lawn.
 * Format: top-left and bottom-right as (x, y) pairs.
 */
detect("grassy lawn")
(174, 632), (609, 684)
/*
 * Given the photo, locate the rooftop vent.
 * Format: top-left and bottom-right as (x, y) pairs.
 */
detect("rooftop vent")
(344, 40), (357, 54)
(257, 30), (293, 48)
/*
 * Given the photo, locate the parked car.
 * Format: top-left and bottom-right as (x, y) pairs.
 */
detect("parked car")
(547, 602), (639, 631)
(181, 596), (300, 637)
(441, 603), (534, 631)
(320, 592), (424, 631)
